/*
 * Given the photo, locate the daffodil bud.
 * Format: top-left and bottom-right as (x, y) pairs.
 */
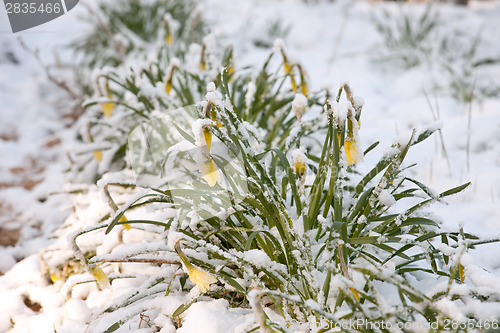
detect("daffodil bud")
(164, 14), (174, 45)
(93, 150), (102, 162)
(174, 240), (216, 293)
(344, 138), (359, 166)
(200, 43), (206, 71)
(292, 93), (307, 123)
(292, 149), (307, 194)
(297, 64), (309, 97)
(349, 287), (361, 302)
(200, 157), (221, 187)
(344, 108), (362, 166)
(224, 46), (235, 82)
(279, 46), (298, 93)
(188, 267), (217, 293)
(119, 215), (131, 230)
(291, 149), (307, 176)
(203, 128), (212, 152)
(192, 118), (222, 187)
(88, 264), (110, 288)
(100, 81), (114, 117)
(165, 58), (179, 95)
(343, 82), (363, 127)
(459, 264), (465, 283)
(227, 66), (234, 80)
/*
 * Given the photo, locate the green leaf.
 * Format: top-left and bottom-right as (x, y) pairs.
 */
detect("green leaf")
(173, 298), (197, 317)
(349, 236), (401, 245)
(103, 321), (122, 333)
(439, 182), (471, 198)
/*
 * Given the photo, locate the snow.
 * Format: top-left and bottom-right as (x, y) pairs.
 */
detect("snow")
(291, 149), (307, 167)
(1, 0), (500, 332)
(177, 299), (253, 333)
(245, 81), (256, 109)
(292, 93), (308, 122)
(191, 119), (215, 147)
(378, 189), (396, 207)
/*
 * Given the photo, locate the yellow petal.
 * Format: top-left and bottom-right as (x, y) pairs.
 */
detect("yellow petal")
(293, 161), (306, 176)
(204, 129), (212, 152)
(283, 62), (292, 75)
(165, 80), (172, 94)
(89, 265), (110, 288)
(290, 76), (298, 93)
(349, 287), (360, 302)
(283, 62), (298, 92)
(188, 267), (216, 293)
(344, 138), (359, 166)
(300, 81), (308, 97)
(93, 150), (102, 162)
(101, 101), (114, 117)
(201, 158), (221, 187)
(166, 33), (173, 45)
(459, 264), (465, 283)
(119, 215), (131, 230)
(50, 273), (61, 283)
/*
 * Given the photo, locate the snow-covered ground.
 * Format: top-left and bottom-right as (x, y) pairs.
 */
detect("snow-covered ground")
(1, 1), (500, 332)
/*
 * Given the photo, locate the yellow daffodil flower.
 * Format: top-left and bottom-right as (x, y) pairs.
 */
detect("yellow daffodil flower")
(88, 264), (110, 288)
(300, 80), (308, 97)
(344, 138), (359, 166)
(119, 215), (131, 230)
(227, 66), (234, 80)
(93, 150), (102, 162)
(101, 98), (114, 117)
(174, 240), (216, 293)
(298, 64), (308, 97)
(101, 81), (114, 117)
(188, 267), (217, 293)
(204, 128), (212, 152)
(281, 49), (298, 93)
(293, 160), (306, 176)
(459, 264), (465, 283)
(165, 81), (172, 95)
(50, 273), (61, 283)
(350, 287), (361, 302)
(200, 156), (221, 187)
(200, 43), (206, 71)
(165, 61), (178, 95)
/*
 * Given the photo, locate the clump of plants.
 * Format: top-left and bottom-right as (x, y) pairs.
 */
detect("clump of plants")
(68, 50), (500, 333)
(371, 3), (500, 105)
(72, 0), (205, 70)
(54, 1), (500, 332)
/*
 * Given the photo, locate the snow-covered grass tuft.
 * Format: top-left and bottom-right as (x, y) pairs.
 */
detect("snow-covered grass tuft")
(71, 27), (499, 330)
(5, 0), (499, 332)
